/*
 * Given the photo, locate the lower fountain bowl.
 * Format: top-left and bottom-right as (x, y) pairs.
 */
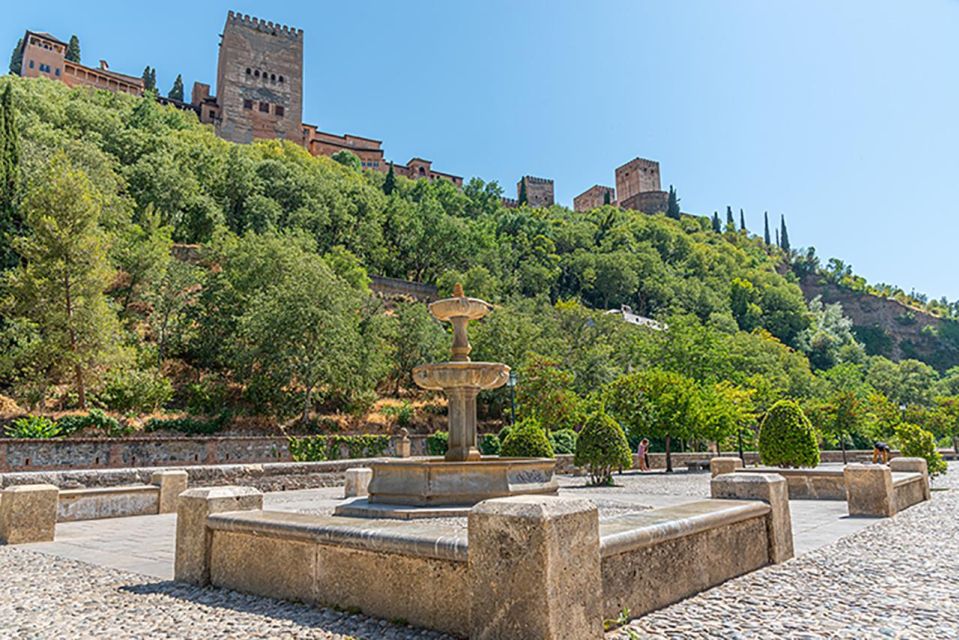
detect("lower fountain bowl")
(333, 457), (558, 518)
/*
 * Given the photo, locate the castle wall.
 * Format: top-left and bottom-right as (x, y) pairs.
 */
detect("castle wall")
(574, 185), (616, 212)
(615, 158), (661, 203)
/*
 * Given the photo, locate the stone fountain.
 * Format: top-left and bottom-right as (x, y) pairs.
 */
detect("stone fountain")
(335, 284), (558, 518)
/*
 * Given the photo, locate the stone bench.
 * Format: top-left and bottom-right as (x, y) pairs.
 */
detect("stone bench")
(174, 474), (793, 639)
(734, 466), (846, 500)
(844, 458), (930, 517)
(0, 470), (187, 544)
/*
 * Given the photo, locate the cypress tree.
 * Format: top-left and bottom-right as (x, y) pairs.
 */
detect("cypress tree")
(142, 66), (156, 90)
(740, 208), (746, 232)
(763, 211), (771, 245)
(150, 68), (157, 91)
(383, 162), (396, 195)
(776, 228), (780, 248)
(780, 214), (791, 252)
(603, 189), (611, 206)
(168, 74), (184, 101)
(666, 185), (681, 220)
(518, 179), (528, 206)
(0, 84), (21, 268)
(726, 205), (735, 230)
(66, 35), (81, 63)
(711, 211), (722, 232)
(9, 38), (23, 75)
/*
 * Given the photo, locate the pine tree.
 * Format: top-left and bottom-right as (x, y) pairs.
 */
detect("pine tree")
(603, 189), (611, 206)
(150, 68), (157, 92)
(776, 228), (780, 248)
(666, 185), (681, 219)
(518, 179), (528, 206)
(168, 74), (184, 102)
(66, 35), (81, 63)
(0, 84), (21, 269)
(142, 66), (155, 90)
(383, 162), (396, 195)
(9, 38), (23, 75)
(740, 208), (746, 232)
(711, 211), (722, 232)
(5, 153), (122, 408)
(726, 206), (735, 231)
(780, 214), (791, 252)
(763, 211), (771, 245)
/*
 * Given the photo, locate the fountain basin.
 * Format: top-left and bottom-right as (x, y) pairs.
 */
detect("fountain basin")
(412, 361), (510, 391)
(334, 457), (558, 517)
(428, 296), (493, 322)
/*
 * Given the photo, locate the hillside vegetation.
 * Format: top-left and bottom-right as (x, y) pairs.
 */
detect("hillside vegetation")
(0, 75), (957, 460)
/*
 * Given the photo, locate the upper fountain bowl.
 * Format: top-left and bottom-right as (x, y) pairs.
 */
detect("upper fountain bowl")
(428, 295), (493, 323)
(413, 361), (510, 391)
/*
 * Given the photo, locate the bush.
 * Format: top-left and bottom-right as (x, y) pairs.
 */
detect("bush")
(574, 411), (632, 486)
(382, 402), (414, 429)
(5, 415), (61, 439)
(186, 377), (230, 416)
(99, 369), (174, 414)
(144, 414), (228, 435)
(758, 400), (820, 468)
(548, 428), (578, 455)
(427, 431), (448, 456)
(500, 418), (554, 458)
(56, 409), (129, 437)
(479, 433), (501, 455)
(895, 422), (947, 477)
(288, 434), (390, 462)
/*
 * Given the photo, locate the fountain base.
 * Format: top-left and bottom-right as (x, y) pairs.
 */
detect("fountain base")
(333, 457), (558, 518)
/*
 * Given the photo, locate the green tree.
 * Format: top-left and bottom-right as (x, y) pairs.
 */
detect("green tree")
(726, 206), (735, 231)
(894, 422), (947, 476)
(66, 35), (81, 63)
(807, 363), (869, 463)
(383, 162), (396, 195)
(516, 355), (582, 431)
(730, 277), (762, 331)
(763, 211), (771, 245)
(603, 189), (612, 206)
(739, 209), (746, 232)
(3, 154), (124, 408)
(666, 185), (680, 219)
(605, 368), (703, 472)
(780, 214), (790, 252)
(9, 38), (23, 75)
(711, 211), (722, 232)
(168, 74), (184, 101)
(331, 150), (361, 171)
(0, 83), (22, 269)
(384, 301), (446, 394)
(700, 381), (755, 454)
(500, 417), (555, 458)
(141, 66), (155, 90)
(518, 179), (528, 205)
(574, 410), (632, 485)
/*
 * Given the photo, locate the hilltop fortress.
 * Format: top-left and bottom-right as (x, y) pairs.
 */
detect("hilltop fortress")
(15, 11), (667, 212)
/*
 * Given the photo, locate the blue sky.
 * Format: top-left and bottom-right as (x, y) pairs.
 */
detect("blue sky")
(5, 1), (958, 300)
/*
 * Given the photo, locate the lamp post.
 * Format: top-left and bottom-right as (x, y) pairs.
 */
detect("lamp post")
(507, 371), (518, 425)
(737, 427), (745, 464)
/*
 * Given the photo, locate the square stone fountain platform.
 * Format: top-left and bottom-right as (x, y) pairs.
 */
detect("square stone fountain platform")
(333, 456), (559, 519)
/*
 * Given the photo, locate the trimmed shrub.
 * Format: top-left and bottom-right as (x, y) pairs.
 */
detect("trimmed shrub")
(548, 428), (578, 455)
(895, 422), (947, 477)
(758, 400), (820, 468)
(500, 418), (555, 458)
(480, 433), (501, 455)
(574, 411), (632, 486)
(5, 415), (60, 439)
(426, 431), (448, 456)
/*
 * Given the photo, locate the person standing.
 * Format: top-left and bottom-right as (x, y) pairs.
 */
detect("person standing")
(637, 438), (650, 472)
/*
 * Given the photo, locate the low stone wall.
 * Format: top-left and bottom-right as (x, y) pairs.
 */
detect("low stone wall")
(0, 459), (391, 492)
(175, 474), (792, 638)
(58, 485), (159, 522)
(735, 467), (847, 500)
(0, 434), (433, 473)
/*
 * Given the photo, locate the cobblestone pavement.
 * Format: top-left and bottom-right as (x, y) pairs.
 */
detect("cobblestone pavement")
(610, 463), (959, 640)
(0, 545), (456, 640)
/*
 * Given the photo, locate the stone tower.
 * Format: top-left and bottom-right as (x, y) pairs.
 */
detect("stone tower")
(214, 11), (303, 144)
(517, 176), (555, 208)
(615, 158), (661, 204)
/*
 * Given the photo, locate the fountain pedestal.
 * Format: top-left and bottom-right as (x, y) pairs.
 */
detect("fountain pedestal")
(334, 285), (558, 518)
